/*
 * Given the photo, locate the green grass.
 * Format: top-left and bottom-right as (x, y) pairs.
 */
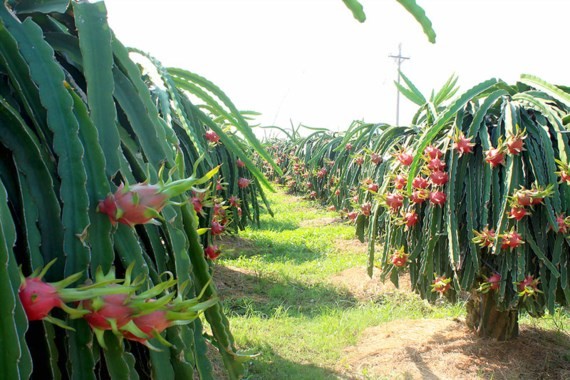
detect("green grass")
(215, 187), (569, 379)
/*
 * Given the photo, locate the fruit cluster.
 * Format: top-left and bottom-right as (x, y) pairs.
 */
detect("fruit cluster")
(18, 261), (216, 349)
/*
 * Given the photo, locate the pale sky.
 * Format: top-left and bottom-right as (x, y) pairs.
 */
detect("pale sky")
(105, 0), (569, 133)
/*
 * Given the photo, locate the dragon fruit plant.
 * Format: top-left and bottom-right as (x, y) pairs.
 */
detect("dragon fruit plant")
(0, 2), (281, 378)
(362, 73), (570, 340)
(19, 261), (217, 351)
(270, 73), (570, 342)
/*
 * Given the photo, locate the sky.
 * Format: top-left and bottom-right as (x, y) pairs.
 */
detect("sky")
(105, 0), (569, 134)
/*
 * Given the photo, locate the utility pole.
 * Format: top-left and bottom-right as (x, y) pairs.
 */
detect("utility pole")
(389, 43), (410, 126)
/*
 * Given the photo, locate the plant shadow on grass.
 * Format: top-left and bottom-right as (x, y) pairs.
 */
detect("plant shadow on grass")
(218, 235), (325, 264)
(212, 265), (357, 319)
(252, 217), (299, 232)
(241, 342), (342, 380)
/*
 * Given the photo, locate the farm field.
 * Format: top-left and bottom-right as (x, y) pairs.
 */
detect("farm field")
(212, 187), (570, 379)
(3, 2), (570, 378)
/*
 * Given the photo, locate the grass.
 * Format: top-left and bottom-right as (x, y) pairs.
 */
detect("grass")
(215, 188), (464, 379)
(213, 187), (570, 379)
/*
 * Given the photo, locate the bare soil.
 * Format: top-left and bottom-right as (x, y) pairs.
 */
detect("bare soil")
(339, 318), (570, 380)
(330, 267), (412, 302)
(299, 216), (343, 228)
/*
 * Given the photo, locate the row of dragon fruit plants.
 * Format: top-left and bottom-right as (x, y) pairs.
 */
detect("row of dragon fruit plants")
(1, 2), (280, 379)
(261, 74), (570, 340)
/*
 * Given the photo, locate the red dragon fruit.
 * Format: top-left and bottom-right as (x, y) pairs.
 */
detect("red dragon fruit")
(412, 176), (429, 189)
(20, 277), (63, 321)
(238, 178), (251, 189)
(98, 166), (219, 226)
(367, 183), (379, 193)
(424, 145), (443, 159)
(517, 275), (541, 298)
(122, 310), (171, 344)
(384, 192), (404, 212)
(236, 158), (246, 168)
(430, 171), (449, 186)
(410, 189), (430, 204)
(485, 147), (506, 168)
(472, 226), (496, 248)
(394, 149), (413, 166)
(453, 132), (475, 156)
(556, 214), (570, 234)
(347, 211), (358, 221)
(508, 206), (529, 221)
(98, 183), (167, 226)
(478, 273), (501, 293)
(361, 202), (372, 216)
(370, 153), (382, 165)
(210, 221), (225, 235)
(431, 275), (452, 295)
(205, 130), (220, 143)
(390, 247), (409, 268)
(401, 211), (419, 229)
(393, 174), (407, 190)
(83, 293), (133, 331)
(18, 260), (84, 322)
(426, 158), (446, 172)
(500, 229), (524, 250)
(205, 245), (221, 260)
(429, 191), (446, 206)
(506, 128), (526, 155)
(228, 195), (240, 208)
(354, 155), (365, 166)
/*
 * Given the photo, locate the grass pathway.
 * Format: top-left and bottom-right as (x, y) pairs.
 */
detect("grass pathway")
(213, 187), (463, 379)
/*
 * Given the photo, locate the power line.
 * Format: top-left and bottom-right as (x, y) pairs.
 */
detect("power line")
(389, 43), (410, 126)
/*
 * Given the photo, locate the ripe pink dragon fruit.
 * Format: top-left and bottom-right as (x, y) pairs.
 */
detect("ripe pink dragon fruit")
(205, 130), (220, 143)
(429, 190), (446, 206)
(19, 277), (63, 321)
(453, 132), (475, 156)
(18, 260), (85, 322)
(98, 183), (167, 226)
(424, 145), (443, 159)
(98, 166), (219, 226)
(205, 245), (221, 260)
(238, 178), (251, 189)
(412, 176), (429, 189)
(430, 170), (449, 186)
(122, 310), (171, 344)
(210, 221), (225, 235)
(82, 293), (133, 331)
